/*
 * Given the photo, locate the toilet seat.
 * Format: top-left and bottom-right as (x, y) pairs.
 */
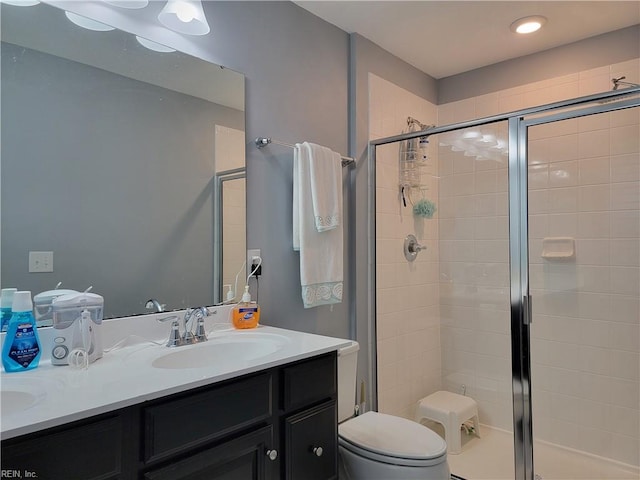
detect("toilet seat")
(338, 411), (447, 467)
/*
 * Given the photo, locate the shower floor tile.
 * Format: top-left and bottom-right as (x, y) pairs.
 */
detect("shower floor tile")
(447, 425), (639, 480)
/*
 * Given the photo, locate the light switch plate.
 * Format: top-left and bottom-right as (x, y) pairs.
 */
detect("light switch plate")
(29, 251), (54, 273)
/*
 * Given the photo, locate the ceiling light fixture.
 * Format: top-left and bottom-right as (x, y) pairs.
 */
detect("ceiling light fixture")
(135, 36), (176, 53)
(510, 15), (547, 34)
(158, 0), (210, 36)
(104, 0), (149, 9)
(1, 0), (40, 6)
(65, 11), (116, 31)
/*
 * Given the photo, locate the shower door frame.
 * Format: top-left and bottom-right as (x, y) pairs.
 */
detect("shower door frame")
(368, 86), (640, 480)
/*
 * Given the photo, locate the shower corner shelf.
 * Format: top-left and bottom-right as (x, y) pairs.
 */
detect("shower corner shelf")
(541, 237), (575, 260)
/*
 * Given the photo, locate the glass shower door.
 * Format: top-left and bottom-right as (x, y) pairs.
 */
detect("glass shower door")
(526, 105), (640, 479)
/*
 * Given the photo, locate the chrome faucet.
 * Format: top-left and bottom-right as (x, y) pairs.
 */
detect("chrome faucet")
(158, 307), (210, 347)
(183, 307), (210, 344)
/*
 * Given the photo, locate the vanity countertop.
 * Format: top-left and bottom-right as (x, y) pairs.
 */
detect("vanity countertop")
(1, 324), (352, 440)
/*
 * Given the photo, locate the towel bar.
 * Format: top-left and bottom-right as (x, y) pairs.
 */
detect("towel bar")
(255, 137), (355, 167)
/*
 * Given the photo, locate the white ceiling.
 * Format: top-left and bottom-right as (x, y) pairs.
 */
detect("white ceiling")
(295, 1), (640, 79)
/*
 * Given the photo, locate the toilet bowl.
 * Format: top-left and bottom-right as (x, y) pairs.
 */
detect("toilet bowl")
(337, 342), (450, 479)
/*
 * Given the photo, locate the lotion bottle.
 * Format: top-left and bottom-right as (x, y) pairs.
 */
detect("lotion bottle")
(2, 291), (41, 372)
(232, 286), (260, 329)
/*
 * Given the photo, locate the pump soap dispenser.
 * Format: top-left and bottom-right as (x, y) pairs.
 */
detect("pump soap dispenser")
(232, 286), (260, 329)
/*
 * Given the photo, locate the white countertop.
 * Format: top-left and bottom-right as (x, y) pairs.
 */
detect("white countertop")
(1, 318), (352, 440)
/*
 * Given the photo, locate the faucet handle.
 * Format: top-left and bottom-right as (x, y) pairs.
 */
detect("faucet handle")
(157, 315), (179, 323)
(157, 315), (182, 348)
(194, 317), (207, 342)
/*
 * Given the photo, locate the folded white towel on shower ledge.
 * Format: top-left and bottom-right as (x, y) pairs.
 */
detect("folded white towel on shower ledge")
(293, 142), (343, 308)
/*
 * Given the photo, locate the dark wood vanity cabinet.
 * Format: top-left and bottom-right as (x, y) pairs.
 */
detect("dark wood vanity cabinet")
(0, 352), (337, 480)
(0, 413), (134, 480)
(281, 353), (338, 480)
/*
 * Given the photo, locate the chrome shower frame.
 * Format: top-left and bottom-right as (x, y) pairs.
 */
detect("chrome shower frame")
(368, 85), (640, 480)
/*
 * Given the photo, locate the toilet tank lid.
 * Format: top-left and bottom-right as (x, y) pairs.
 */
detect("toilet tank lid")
(338, 411), (447, 460)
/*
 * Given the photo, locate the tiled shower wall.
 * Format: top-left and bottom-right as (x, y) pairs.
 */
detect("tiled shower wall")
(438, 58), (639, 466)
(527, 107), (639, 465)
(372, 58), (639, 466)
(370, 74), (440, 420)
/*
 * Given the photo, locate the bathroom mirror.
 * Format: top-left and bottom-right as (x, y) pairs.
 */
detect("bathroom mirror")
(1, 2), (246, 322)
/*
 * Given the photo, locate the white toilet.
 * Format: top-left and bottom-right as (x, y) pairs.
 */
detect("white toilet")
(337, 341), (451, 479)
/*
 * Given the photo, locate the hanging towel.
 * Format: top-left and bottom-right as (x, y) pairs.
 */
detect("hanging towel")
(293, 142), (343, 308)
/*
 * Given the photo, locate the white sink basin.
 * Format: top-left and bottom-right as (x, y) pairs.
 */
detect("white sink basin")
(151, 332), (291, 369)
(1, 377), (50, 416)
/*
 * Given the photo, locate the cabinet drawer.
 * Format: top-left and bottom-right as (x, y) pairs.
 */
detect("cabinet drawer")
(284, 401), (337, 480)
(144, 425), (275, 480)
(1, 416), (123, 480)
(282, 353), (336, 412)
(143, 372), (272, 463)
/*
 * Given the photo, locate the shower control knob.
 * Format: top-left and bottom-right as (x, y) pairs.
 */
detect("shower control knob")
(404, 234), (426, 262)
(312, 446), (324, 457)
(266, 449), (278, 461)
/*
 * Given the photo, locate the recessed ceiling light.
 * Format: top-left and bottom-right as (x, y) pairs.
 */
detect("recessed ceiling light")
(510, 15), (547, 34)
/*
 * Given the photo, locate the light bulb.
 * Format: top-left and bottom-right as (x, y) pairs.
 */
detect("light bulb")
(176, 1), (196, 22)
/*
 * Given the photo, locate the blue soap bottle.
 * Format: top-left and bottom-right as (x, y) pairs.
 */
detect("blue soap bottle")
(2, 291), (42, 372)
(1, 288), (17, 332)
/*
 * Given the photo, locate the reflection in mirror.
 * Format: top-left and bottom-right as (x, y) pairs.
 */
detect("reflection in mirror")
(216, 169), (247, 304)
(1, 2), (246, 323)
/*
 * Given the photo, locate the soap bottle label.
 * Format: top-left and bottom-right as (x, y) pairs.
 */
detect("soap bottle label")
(233, 305), (260, 329)
(239, 307), (258, 320)
(8, 323), (40, 368)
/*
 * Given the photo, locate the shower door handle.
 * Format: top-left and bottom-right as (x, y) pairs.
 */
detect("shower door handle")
(523, 294), (532, 325)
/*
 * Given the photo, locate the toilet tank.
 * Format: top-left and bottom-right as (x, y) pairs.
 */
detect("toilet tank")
(338, 340), (359, 423)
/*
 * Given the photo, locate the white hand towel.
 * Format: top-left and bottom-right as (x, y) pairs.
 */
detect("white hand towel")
(308, 143), (342, 232)
(293, 142), (343, 308)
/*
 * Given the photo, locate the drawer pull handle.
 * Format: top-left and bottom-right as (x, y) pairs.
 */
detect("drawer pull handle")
(266, 449), (278, 461)
(312, 446), (324, 457)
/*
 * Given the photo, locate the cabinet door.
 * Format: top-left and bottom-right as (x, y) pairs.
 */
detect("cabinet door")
(1, 416), (125, 480)
(144, 426), (276, 480)
(284, 401), (337, 480)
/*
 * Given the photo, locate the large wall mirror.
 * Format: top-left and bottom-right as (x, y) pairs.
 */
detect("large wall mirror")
(1, 2), (246, 322)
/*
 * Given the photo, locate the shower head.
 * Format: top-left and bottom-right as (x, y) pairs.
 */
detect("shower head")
(598, 76), (640, 104)
(612, 76), (640, 90)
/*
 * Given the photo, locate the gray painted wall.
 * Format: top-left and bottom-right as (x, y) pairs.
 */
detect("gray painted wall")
(1, 42), (243, 318)
(7, 1), (636, 403)
(202, 2), (352, 339)
(439, 25), (640, 104)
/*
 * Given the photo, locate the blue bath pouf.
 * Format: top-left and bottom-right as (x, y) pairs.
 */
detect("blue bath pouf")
(413, 198), (437, 218)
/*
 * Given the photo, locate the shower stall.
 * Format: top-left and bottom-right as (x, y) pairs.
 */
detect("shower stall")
(369, 85), (640, 480)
